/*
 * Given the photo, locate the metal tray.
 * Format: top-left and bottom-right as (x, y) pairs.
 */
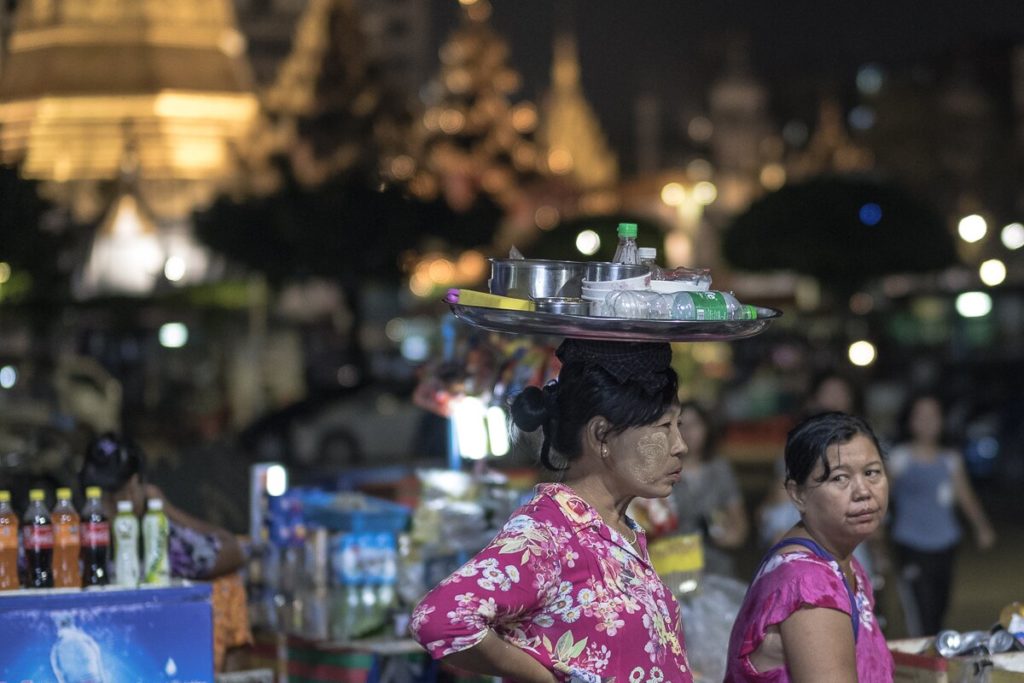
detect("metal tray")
(449, 303), (782, 342)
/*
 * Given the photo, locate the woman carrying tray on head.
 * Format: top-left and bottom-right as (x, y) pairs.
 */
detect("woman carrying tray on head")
(410, 339), (694, 682)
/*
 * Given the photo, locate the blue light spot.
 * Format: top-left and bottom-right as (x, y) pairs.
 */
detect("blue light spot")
(859, 203), (882, 226)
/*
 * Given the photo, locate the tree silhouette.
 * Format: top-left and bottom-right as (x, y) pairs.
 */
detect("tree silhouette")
(722, 174), (957, 296)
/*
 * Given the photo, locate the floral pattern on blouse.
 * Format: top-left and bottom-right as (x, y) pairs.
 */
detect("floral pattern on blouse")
(725, 550), (894, 682)
(411, 483), (693, 683)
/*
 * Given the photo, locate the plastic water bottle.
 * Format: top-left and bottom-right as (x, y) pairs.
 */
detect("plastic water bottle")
(607, 290), (671, 319)
(142, 499), (170, 585)
(113, 500), (140, 587)
(52, 487), (82, 588)
(23, 488), (54, 588)
(50, 623), (108, 683)
(671, 291), (756, 321)
(638, 247), (664, 279)
(612, 222), (639, 265)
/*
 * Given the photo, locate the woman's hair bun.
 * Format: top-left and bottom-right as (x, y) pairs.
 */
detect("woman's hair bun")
(510, 384), (552, 433)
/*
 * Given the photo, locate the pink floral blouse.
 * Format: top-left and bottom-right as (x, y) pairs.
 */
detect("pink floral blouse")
(411, 483), (693, 683)
(725, 550), (894, 682)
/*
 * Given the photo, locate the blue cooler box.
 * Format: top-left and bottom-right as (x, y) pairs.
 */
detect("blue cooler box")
(0, 583), (214, 682)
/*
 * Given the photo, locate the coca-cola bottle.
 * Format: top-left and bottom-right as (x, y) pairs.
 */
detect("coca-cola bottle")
(23, 488), (54, 588)
(80, 487), (110, 587)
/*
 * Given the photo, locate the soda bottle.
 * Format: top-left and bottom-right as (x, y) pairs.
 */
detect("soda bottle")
(0, 490), (19, 590)
(612, 222), (640, 265)
(80, 486), (110, 587)
(52, 487), (82, 588)
(113, 500), (140, 588)
(23, 488), (54, 588)
(142, 498), (170, 585)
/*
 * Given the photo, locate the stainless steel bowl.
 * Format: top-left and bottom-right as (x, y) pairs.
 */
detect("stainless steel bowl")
(533, 297), (590, 315)
(488, 259), (587, 299)
(583, 261), (650, 283)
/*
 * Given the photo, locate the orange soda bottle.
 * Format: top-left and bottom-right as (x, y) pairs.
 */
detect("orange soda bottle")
(52, 487), (82, 588)
(0, 490), (19, 590)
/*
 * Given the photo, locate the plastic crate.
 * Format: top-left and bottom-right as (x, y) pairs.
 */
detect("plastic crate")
(299, 490), (411, 534)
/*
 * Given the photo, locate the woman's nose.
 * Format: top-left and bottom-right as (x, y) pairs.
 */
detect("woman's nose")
(672, 426), (688, 457)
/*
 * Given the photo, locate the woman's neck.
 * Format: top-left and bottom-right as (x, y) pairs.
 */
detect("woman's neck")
(911, 440), (941, 459)
(562, 475), (633, 529)
(792, 521), (855, 566)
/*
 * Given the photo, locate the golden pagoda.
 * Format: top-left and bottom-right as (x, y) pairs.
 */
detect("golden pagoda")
(0, 0), (259, 220)
(537, 32), (618, 213)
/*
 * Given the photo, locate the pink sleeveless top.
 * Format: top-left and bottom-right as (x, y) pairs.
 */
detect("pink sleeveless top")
(725, 548), (893, 682)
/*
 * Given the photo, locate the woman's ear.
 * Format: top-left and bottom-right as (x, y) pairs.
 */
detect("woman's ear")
(583, 416), (609, 458)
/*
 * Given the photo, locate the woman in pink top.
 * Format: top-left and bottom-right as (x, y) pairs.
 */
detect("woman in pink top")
(726, 412), (894, 682)
(411, 340), (693, 682)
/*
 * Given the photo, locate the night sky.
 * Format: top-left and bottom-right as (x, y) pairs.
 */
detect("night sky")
(431, 1), (1024, 169)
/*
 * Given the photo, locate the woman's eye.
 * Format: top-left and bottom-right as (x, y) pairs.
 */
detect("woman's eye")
(832, 474), (848, 483)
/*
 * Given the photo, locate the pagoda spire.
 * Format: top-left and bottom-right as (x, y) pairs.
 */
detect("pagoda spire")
(790, 99), (874, 180)
(537, 32), (619, 204)
(404, 0), (543, 213)
(239, 0), (411, 193)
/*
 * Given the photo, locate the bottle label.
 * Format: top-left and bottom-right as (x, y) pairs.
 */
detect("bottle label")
(691, 291), (729, 321)
(24, 525), (54, 550)
(54, 522), (80, 548)
(0, 525), (17, 551)
(82, 521), (111, 547)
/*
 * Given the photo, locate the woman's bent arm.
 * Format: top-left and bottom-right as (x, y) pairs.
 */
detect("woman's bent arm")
(779, 606), (858, 683)
(443, 631), (558, 683)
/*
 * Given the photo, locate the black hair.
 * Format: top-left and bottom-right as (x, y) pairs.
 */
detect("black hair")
(677, 399), (718, 460)
(785, 411), (883, 486)
(896, 391), (951, 446)
(78, 432), (145, 493)
(805, 369), (864, 417)
(509, 360), (678, 471)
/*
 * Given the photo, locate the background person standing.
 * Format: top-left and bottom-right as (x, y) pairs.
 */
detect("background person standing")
(888, 393), (997, 636)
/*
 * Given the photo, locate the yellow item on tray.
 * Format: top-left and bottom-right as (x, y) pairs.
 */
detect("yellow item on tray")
(452, 289), (535, 311)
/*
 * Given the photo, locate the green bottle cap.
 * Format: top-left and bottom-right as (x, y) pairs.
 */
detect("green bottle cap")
(617, 222), (638, 238)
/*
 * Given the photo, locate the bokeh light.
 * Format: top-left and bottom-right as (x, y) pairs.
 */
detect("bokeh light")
(856, 64), (885, 95)
(576, 230), (600, 256)
(958, 214), (987, 243)
(956, 291), (992, 318)
(859, 203), (883, 226)
(848, 340), (877, 367)
(979, 259), (1006, 287)
(660, 182), (687, 207)
(159, 322), (189, 348)
(1000, 222), (1024, 250)
(692, 181), (717, 205)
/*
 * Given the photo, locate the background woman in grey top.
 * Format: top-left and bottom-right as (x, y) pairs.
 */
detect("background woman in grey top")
(671, 400), (749, 576)
(888, 392), (996, 636)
